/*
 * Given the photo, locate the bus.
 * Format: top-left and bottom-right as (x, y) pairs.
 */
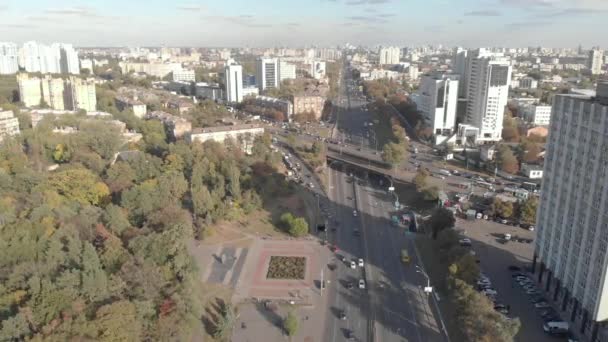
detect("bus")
(401, 249), (410, 264)
(522, 181), (539, 192)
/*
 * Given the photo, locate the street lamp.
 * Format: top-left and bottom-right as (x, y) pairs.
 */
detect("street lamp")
(415, 265), (432, 294)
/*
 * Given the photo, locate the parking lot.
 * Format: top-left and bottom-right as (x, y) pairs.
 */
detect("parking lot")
(457, 217), (569, 342)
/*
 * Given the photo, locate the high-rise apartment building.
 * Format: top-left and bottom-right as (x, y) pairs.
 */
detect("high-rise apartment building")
(310, 61), (326, 80)
(379, 46), (400, 65)
(19, 41), (79, 74)
(256, 58), (279, 91)
(464, 49), (512, 142)
(533, 82), (608, 341)
(17, 73), (42, 107)
(588, 48), (604, 75)
(279, 61), (296, 81)
(41, 75), (66, 110)
(0, 110), (20, 141)
(453, 48), (468, 98)
(225, 64), (243, 103)
(67, 77), (97, 112)
(0, 42), (19, 74)
(59, 44), (80, 74)
(413, 73), (459, 137)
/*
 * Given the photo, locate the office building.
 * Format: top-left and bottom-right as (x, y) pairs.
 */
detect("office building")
(464, 49), (512, 142)
(254, 95), (293, 118)
(279, 61), (296, 81)
(67, 77), (96, 112)
(41, 75), (66, 110)
(0, 109), (20, 141)
(195, 83), (224, 101)
(588, 48), (604, 75)
(0, 42), (19, 74)
(379, 46), (400, 65)
(533, 82), (608, 342)
(17, 73), (42, 107)
(256, 58), (279, 91)
(172, 69), (196, 82)
(225, 64), (243, 103)
(413, 73), (459, 137)
(408, 65), (419, 81)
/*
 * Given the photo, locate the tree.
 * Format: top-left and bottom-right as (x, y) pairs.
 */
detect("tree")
(413, 169), (429, 192)
(422, 185), (440, 201)
(429, 207), (455, 239)
(45, 168), (110, 205)
(92, 300), (142, 341)
(283, 311), (298, 337)
(213, 303), (236, 341)
(81, 241), (109, 302)
(382, 142), (405, 167)
(280, 212), (309, 237)
(519, 197), (538, 224)
(496, 145), (519, 174)
(492, 198), (515, 219)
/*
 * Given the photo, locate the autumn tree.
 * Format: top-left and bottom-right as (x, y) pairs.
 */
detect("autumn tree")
(492, 198), (515, 219)
(382, 142), (406, 167)
(496, 145), (519, 174)
(519, 197), (539, 224)
(413, 169), (429, 192)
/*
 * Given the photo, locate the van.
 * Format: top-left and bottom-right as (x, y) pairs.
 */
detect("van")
(543, 321), (569, 335)
(439, 169), (451, 176)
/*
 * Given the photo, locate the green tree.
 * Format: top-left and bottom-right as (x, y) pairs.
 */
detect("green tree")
(213, 303), (236, 341)
(283, 311), (298, 337)
(519, 197), (538, 224)
(81, 242), (109, 302)
(429, 207), (455, 239)
(492, 198), (514, 219)
(0, 312), (31, 341)
(413, 169), (429, 192)
(92, 300), (142, 341)
(382, 142), (405, 167)
(422, 185), (440, 201)
(496, 145), (519, 174)
(45, 168), (110, 205)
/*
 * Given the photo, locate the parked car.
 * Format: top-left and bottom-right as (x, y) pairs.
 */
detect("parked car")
(346, 281), (354, 289)
(535, 302), (550, 309)
(481, 288), (498, 296)
(358, 258), (364, 267)
(531, 296), (546, 304)
(353, 210), (358, 217)
(359, 279), (366, 289)
(350, 261), (357, 269)
(338, 310), (347, 320)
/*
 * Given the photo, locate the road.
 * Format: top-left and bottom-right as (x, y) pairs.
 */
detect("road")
(322, 63), (446, 342)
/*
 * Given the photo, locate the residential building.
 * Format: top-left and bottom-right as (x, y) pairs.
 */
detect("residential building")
(0, 42), (19, 74)
(588, 48), (604, 75)
(146, 111), (192, 139)
(67, 77), (97, 112)
(408, 65), (419, 81)
(464, 49), (512, 142)
(310, 61), (326, 79)
(28, 109), (111, 127)
(20, 41), (60, 74)
(195, 83), (223, 101)
(166, 98), (194, 114)
(172, 69), (196, 82)
(17, 73), (42, 107)
(279, 61), (296, 81)
(520, 163), (543, 179)
(0, 109), (20, 141)
(413, 73), (459, 139)
(187, 124), (264, 154)
(225, 64), (243, 103)
(243, 86), (259, 98)
(41, 75), (66, 110)
(522, 104), (552, 126)
(379, 46), (400, 65)
(453, 48), (468, 98)
(254, 95), (293, 119)
(115, 95), (147, 118)
(533, 82), (608, 342)
(80, 59), (93, 72)
(118, 61), (183, 78)
(256, 58), (279, 91)
(292, 85), (327, 120)
(519, 77), (538, 89)
(58, 44), (80, 74)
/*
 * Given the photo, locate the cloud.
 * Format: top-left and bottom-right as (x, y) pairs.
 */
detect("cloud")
(45, 7), (93, 15)
(464, 10), (502, 16)
(504, 21), (552, 30)
(346, 15), (388, 23)
(202, 14), (272, 28)
(346, 0), (390, 5)
(25, 15), (61, 22)
(177, 5), (205, 11)
(500, 0), (555, 7)
(424, 25), (445, 32)
(544, 7), (608, 16)
(286, 22), (300, 27)
(376, 13), (396, 17)
(0, 24), (38, 28)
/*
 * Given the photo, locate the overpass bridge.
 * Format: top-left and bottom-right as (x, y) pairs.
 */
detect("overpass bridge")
(326, 149), (411, 183)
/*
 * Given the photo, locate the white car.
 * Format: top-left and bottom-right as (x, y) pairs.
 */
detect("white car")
(459, 238), (472, 246)
(528, 225), (535, 231)
(353, 210), (358, 217)
(535, 302), (550, 309)
(359, 279), (366, 289)
(358, 258), (364, 267)
(482, 289), (498, 296)
(350, 261), (357, 269)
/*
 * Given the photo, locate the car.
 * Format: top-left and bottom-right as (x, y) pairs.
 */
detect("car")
(478, 284), (494, 291)
(459, 238), (472, 246)
(477, 279), (492, 286)
(338, 310), (347, 320)
(353, 210), (358, 217)
(345, 330), (355, 340)
(508, 265), (522, 271)
(535, 302), (550, 309)
(481, 288), (498, 296)
(358, 258), (364, 267)
(501, 219), (508, 224)
(528, 225), (535, 231)
(511, 272), (526, 278)
(345, 281), (354, 289)
(504, 233), (512, 240)
(350, 261), (357, 269)
(359, 279), (366, 289)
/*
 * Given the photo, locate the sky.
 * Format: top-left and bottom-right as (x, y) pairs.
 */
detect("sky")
(0, 0), (607, 47)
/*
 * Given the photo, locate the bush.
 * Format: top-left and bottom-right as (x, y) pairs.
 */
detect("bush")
(279, 212), (309, 237)
(283, 311), (299, 337)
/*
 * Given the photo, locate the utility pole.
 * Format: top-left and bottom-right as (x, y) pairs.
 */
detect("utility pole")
(320, 268), (324, 296)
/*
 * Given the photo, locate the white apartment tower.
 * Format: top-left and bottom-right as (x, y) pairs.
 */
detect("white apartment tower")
(588, 48), (604, 75)
(41, 75), (66, 110)
(17, 73), (42, 107)
(533, 82), (608, 342)
(414, 73), (459, 137)
(278, 60), (296, 81)
(225, 64), (243, 103)
(67, 77), (96, 112)
(0, 110), (20, 141)
(58, 44), (80, 75)
(379, 46), (400, 65)
(256, 58), (279, 91)
(0, 43), (19, 74)
(453, 48), (468, 98)
(464, 49), (512, 142)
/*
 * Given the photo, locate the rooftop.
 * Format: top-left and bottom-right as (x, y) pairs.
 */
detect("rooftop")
(191, 123), (264, 134)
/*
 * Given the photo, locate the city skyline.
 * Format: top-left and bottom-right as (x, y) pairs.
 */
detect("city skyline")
(0, 0), (607, 47)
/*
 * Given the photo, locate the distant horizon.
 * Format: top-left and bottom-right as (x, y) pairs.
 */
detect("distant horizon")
(1, 0), (607, 47)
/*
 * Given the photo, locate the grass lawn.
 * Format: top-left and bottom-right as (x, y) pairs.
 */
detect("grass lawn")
(266, 256), (306, 279)
(415, 234), (466, 342)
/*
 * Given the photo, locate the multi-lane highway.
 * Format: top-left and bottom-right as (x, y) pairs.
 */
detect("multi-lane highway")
(322, 64), (447, 342)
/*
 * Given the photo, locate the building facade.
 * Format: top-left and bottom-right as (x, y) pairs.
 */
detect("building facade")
(0, 109), (20, 141)
(533, 82), (608, 342)
(17, 73), (42, 107)
(115, 95), (147, 118)
(67, 77), (97, 112)
(225, 64), (243, 103)
(292, 94), (325, 120)
(195, 83), (224, 101)
(310, 61), (326, 79)
(414, 73), (459, 137)
(379, 46), (400, 65)
(41, 75), (66, 110)
(464, 49), (512, 143)
(188, 124), (264, 154)
(146, 111), (192, 139)
(523, 104), (552, 126)
(279, 61), (296, 81)
(254, 95), (293, 119)
(256, 58), (279, 91)
(119, 61), (183, 78)
(453, 48), (468, 98)
(172, 69), (196, 82)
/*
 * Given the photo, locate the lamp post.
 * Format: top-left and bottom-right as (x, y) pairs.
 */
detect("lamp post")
(416, 265), (432, 294)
